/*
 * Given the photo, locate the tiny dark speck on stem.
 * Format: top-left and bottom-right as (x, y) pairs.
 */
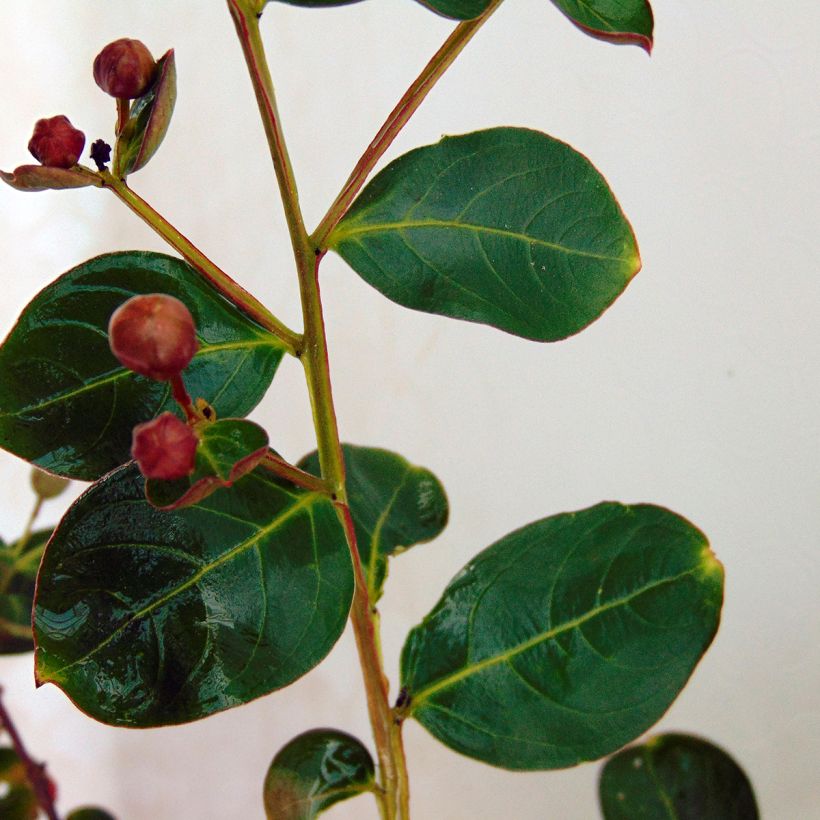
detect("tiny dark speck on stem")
(395, 687), (410, 710)
(90, 139), (112, 171)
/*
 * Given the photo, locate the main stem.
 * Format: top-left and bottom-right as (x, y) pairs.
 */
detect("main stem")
(227, 3), (407, 817)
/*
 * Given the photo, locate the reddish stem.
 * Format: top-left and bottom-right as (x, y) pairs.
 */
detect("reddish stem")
(170, 374), (197, 422)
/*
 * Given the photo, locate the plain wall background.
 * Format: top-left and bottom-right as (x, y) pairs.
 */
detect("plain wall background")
(0, 1), (817, 817)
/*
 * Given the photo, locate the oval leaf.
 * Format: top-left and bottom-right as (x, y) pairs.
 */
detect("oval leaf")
(0, 747), (38, 820)
(0, 251), (285, 481)
(299, 444), (448, 601)
(330, 128), (640, 342)
(412, 0), (492, 19)
(0, 165), (101, 192)
(400, 502), (723, 770)
(33, 463), (353, 727)
(599, 733), (759, 819)
(0, 529), (52, 654)
(66, 809), (118, 820)
(146, 418), (269, 509)
(551, 0), (654, 53)
(271, 0), (366, 6)
(115, 50), (177, 177)
(263, 729), (375, 820)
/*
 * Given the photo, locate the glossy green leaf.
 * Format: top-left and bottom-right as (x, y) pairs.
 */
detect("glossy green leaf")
(330, 128), (640, 342)
(0, 529), (52, 654)
(115, 50), (177, 177)
(298, 444), (448, 601)
(412, 0), (492, 19)
(0, 251), (285, 481)
(33, 463), (353, 727)
(263, 729), (375, 820)
(599, 733), (758, 819)
(146, 418), (269, 509)
(551, 0), (654, 52)
(0, 747), (38, 820)
(66, 809), (118, 820)
(400, 503), (723, 770)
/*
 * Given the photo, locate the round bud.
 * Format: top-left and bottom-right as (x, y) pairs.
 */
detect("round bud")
(30, 468), (70, 500)
(28, 116), (85, 169)
(132, 413), (197, 480)
(108, 294), (197, 381)
(93, 38), (157, 99)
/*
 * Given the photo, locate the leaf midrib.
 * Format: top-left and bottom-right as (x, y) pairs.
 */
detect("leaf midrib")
(408, 565), (702, 709)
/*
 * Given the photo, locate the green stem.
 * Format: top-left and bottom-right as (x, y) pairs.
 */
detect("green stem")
(259, 451), (331, 495)
(311, 0), (504, 249)
(98, 170), (301, 354)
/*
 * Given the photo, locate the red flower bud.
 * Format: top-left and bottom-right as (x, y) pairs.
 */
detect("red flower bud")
(108, 294), (197, 381)
(27, 116), (85, 169)
(93, 38), (157, 99)
(132, 413), (198, 480)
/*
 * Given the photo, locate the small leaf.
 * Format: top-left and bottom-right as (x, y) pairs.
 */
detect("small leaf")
(550, 0), (654, 53)
(0, 529), (52, 654)
(400, 503), (723, 770)
(146, 418), (269, 509)
(330, 128), (640, 342)
(0, 164), (101, 192)
(412, 0), (493, 20)
(34, 463), (353, 727)
(0, 251), (285, 481)
(0, 747), (38, 820)
(263, 729), (375, 820)
(599, 733), (759, 819)
(271, 0), (366, 6)
(115, 50), (177, 177)
(66, 809), (118, 820)
(299, 444), (448, 601)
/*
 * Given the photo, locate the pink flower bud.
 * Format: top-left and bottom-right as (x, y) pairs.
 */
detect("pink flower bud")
(93, 38), (157, 99)
(108, 294), (198, 381)
(132, 412), (197, 480)
(27, 116), (85, 169)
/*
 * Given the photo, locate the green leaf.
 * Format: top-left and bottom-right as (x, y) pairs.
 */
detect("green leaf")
(146, 418), (269, 509)
(270, 0), (365, 7)
(0, 529), (52, 654)
(115, 50), (177, 177)
(330, 128), (640, 342)
(0, 747), (38, 820)
(412, 0), (493, 20)
(33, 462), (353, 727)
(400, 503), (723, 770)
(599, 733), (759, 819)
(0, 251), (285, 481)
(66, 809), (118, 820)
(298, 444), (448, 601)
(263, 729), (375, 820)
(550, 0), (654, 53)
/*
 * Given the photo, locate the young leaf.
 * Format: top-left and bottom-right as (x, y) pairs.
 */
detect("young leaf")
(66, 810), (118, 820)
(263, 729), (375, 820)
(33, 463), (353, 727)
(599, 733), (759, 819)
(550, 1), (654, 53)
(145, 418), (269, 509)
(115, 50), (177, 177)
(400, 503), (723, 770)
(0, 165), (101, 192)
(329, 128), (640, 342)
(271, 0), (366, 6)
(0, 529), (52, 654)
(299, 444), (448, 601)
(0, 251), (285, 481)
(0, 747), (38, 820)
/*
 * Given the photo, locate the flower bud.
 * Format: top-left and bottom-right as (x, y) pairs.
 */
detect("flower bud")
(93, 38), (157, 99)
(132, 413), (197, 480)
(108, 294), (197, 381)
(30, 468), (70, 500)
(27, 116), (85, 169)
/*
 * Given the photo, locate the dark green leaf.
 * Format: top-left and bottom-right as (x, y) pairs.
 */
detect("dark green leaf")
(412, 0), (492, 20)
(0, 251), (285, 481)
(263, 729), (375, 820)
(66, 809), (118, 820)
(550, 0), (654, 53)
(146, 418), (269, 509)
(330, 128), (640, 342)
(115, 50), (177, 177)
(34, 463), (353, 727)
(298, 444), (448, 601)
(400, 503), (723, 770)
(0, 529), (52, 654)
(599, 733), (758, 819)
(0, 747), (38, 820)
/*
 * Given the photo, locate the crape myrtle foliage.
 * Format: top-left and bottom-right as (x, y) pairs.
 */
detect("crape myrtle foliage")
(0, 2), (757, 819)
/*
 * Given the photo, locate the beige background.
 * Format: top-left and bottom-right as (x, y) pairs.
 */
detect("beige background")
(0, 1), (818, 817)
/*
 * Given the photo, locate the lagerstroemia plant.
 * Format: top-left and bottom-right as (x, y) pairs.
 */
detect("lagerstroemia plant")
(0, 1), (760, 818)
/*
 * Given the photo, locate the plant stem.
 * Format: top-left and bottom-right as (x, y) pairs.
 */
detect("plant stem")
(0, 687), (60, 820)
(227, 4), (409, 816)
(259, 451), (331, 495)
(98, 170), (301, 354)
(311, 0), (504, 249)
